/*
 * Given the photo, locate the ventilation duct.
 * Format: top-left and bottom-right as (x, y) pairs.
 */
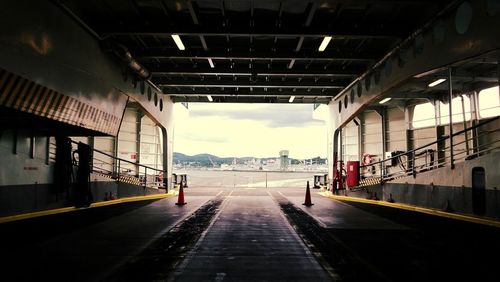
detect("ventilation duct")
(101, 40), (151, 80)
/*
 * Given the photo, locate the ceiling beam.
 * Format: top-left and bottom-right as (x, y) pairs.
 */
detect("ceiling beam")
(162, 88), (339, 96)
(170, 95), (331, 104)
(100, 26), (404, 39)
(148, 66), (363, 76)
(158, 83), (344, 89)
(153, 76), (351, 85)
(151, 71), (358, 78)
(186, 0), (209, 52)
(137, 50), (377, 62)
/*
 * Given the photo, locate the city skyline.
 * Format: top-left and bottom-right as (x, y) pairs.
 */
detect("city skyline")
(173, 103), (328, 159)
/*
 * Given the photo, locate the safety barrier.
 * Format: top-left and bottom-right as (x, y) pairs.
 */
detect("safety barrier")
(50, 139), (167, 189)
(355, 116), (499, 187)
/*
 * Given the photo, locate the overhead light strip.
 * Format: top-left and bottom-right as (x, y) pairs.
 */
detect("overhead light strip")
(208, 58), (215, 68)
(379, 97), (391, 104)
(171, 34), (185, 50)
(318, 36), (332, 52)
(428, 78), (446, 87)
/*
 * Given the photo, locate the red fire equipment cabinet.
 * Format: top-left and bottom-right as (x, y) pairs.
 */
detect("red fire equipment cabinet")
(346, 161), (360, 187)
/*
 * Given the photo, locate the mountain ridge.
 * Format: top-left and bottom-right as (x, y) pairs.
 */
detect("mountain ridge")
(173, 152), (326, 166)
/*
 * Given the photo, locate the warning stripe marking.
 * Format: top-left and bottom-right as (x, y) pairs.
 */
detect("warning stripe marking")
(0, 68), (120, 135)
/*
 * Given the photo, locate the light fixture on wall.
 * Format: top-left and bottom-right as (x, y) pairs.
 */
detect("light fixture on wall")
(289, 96), (295, 103)
(171, 35), (185, 50)
(207, 95), (213, 102)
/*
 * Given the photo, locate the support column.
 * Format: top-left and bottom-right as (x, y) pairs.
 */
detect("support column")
(460, 95), (469, 156)
(112, 136), (119, 178)
(404, 105), (414, 173)
(353, 118), (362, 161)
(375, 107), (387, 177)
(88, 136), (94, 171)
(29, 129), (35, 159)
(161, 127), (169, 193)
(434, 99), (446, 167)
(136, 111), (144, 175)
(498, 55), (500, 102)
(470, 91), (480, 155)
(448, 68), (454, 169)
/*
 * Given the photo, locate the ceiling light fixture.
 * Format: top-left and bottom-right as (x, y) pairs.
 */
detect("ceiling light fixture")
(207, 95), (213, 102)
(318, 36), (332, 52)
(428, 78), (446, 87)
(208, 58), (215, 68)
(379, 97), (391, 104)
(289, 96), (295, 103)
(171, 35), (185, 50)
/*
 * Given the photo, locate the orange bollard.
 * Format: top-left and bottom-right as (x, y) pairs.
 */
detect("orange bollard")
(175, 181), (187, 205)
(303, 181), (314, 206)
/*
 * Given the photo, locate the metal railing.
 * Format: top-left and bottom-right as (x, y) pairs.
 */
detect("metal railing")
(358, 116), (499, 185)
(84, 143), (166, 189)
(50, 139), (167, 189)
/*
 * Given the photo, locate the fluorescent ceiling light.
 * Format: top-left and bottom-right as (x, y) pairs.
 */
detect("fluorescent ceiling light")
(289, 96), (295, 103)
(207, 95), (213, 102)
(208, 58), (215, 68)
(379, 97), (391, 104)
(171, 34), (185, 50)
(428, 78), (446, 87)
(318, 36), (332, 52)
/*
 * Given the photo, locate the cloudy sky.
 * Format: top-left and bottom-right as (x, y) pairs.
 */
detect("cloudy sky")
(173, 103), (327, 159)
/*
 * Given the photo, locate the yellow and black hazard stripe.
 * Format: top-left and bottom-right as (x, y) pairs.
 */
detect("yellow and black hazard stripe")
(359, 177), (382, 187)
(119, 175), (141, 186)
(358, 174), (408, 187)
(0, 68), (121, 136)
(93, 171), (141, 186)
(93, 171), (115, 180)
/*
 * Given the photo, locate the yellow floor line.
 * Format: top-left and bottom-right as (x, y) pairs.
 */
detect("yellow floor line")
(0, 192), (175, 224)
(319, 191), (500, 228)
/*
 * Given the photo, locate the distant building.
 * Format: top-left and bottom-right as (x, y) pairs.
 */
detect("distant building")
(279, 150), (289, 171)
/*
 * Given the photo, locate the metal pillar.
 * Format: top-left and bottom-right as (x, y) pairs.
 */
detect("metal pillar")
(404, 105), (414, 173)
(498, 54), (500, 102)
(113, 136), (119, 178)
(136, 112), (143, 176)
(376, 108), (387, 177)
(29, 130), (35, 159)
(161, 127), (169, 193)
(448, 68), (454, 169)
(470, 91), (480, 154)
(353, 118), (362, 162)
(460, 95), (469, 155)
(434, 99), (446, 167)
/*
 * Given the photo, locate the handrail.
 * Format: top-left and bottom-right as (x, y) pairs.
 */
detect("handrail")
(361, 116), (499, 169)
(70, 139), (164, 173)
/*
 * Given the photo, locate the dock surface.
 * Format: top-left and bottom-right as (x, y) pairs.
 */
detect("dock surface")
(2, 186), (499, 281)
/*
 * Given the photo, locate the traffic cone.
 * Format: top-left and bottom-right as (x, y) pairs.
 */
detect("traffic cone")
(303, 181), (314, 206)
(175, 181), (187, 205)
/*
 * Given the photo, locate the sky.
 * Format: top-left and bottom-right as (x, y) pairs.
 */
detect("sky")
(412, 86), (500, 128)
(173, 103), (327, 159)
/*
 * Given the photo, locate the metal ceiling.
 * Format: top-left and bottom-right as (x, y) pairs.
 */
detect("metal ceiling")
(380, 51), (500, 109)
(59, 0), (454, 103)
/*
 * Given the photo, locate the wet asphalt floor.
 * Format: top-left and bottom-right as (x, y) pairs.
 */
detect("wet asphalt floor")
(1, 186), (500, 281)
